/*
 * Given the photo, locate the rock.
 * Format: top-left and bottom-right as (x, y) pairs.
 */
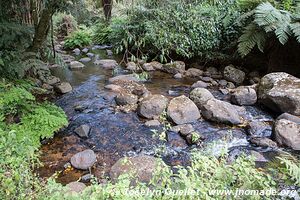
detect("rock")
(274, 119), (300, 150)
(115, 92), (138, 106)
(250, 151), (268, 163)
(66, 182), (86, 193)
(109, 74), (139, 83)
(185, 68), (203, 78)
(126, 62), (139, 71)
(277, 113), (300, 124)
(49, 64), (61, 69)
(73, 48), (81, 55)
(69, 61), (85, 70)
(223, 65), (245, 85)
(174, 73), (183, 79)
(218, 79), (228, 87)
(42, 83), (53, 90)
(179, 124), (195, 136)
(44, 76), (60, 85)
(258, 72), (300, 115)
(161, 61), (185, 74)
(167, 95), (201, 125)
(189, 88), (214, 107)
(201, 76), (213, 82)
(86, 53), (94, 58)
(201, 99), (242, 125)
(110, 155), (164, 184)
(249, 137), (277, 148)
(186, 131), (203, 144)
(142, 63), (155, 71)
(79, 57), (91, 63)
(145, 120), (161, 127)
(82, 48), (89, 53)
(138, 95), (168, 119)
(81, 174), (92, 183)
(219, 88), (229, 95)
(70, 149), (97, 170)
(104, 84), (123, 92)
(94, 59), (118, 69)
(249, 71), (260, 78)
(64, 162), (71, 169)
(231, 86), (257, 105)
(55, 82), (72, 94)
(95, 54), (101, 60)
(247, 121), (272, 137)
(106, 49), (113, 56)
(149, 61), (163, 70)
(191, 81), (209, 89)
(167, 131), (188, 148)
(206, 67), (219, 75)
(211, 80), (218, 86)
(75, 124), (90, 138)
(226, 82), (236, 89)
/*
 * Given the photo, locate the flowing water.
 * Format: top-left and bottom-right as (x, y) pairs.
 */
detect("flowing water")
(38, 47), (289, 184)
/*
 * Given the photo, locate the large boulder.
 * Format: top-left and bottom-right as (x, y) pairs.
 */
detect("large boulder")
(161, 61), (185, 74)
(201, 99), (242, 125)
(70, 149), (97, 170)
(69, 61), (85, 70)
(274, 119), (300, 150)
(110, 155), (164, 184)
(94, 59), (118, 69)
(231, 86), (257, 105)
(277, 113), (300, 124)
(185, 68), (203, 78)
(137, 95), (168, 119)
(189, 88), (214, 107)
(167, 95), (201, 125)
(258, 72), (300, 115)
(223, 65), (245, 85)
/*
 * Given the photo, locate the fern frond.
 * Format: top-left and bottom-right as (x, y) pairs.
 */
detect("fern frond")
(290, 22), (300, 42)
(238, 23), (267, 57)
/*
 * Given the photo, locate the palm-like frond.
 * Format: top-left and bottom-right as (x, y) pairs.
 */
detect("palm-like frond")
(290, 22), (300, 42)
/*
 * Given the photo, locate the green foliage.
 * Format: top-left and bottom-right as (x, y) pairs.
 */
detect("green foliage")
(0, 80), (68, 199)
(64, 27), (92, 49)
(53, 12), (78, 37)
(238, 2), (300, 57)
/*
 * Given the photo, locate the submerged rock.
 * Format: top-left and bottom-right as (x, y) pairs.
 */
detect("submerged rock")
(74, 124), (91, 138)
(110, 155), (164, 184)
(167, 95), (201, 125)
(247, 121), (272, 137)
(231, 86), (257, 105)
(274, 119), (300, 150)
(223, 65), (245, 85)
(55, 82), (72, 94)
(138, 95), (168, 119)
(94, 59), (118, 69)
(249, 137), (277, 148)
(161, 61), (185, 74)
(258, 72), (300, 115)
(167, 131), (188, 149)
(70, 149), (96, 170)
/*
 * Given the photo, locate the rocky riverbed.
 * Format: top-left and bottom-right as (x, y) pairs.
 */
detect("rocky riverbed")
(38, 44), (300, 187)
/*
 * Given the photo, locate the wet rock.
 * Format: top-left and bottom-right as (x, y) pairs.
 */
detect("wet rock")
(179, 124), (195, 136)
(274, 119), (300, 150)
(109, 74), (139, 83)
(55, 82), (72, 94)
(174, 73), (183, 79)
(191, 81), (209, 89)
(69, 61), (85, 70)
(44, 76), (60, 85)
(70, 149), (97, 170)
(115, 92), (138, 106)
(86, 52), (94, 58)
(247, 121), (272, 137)
(206, 67), (219, 75)
(66, 182), (86, 193)
(75, 124), (90, 138)
(185, 68), (203, 78)
(226, 82), (236, 89)
(142, 63), (155, 71)
(73, 48), (81, 55)
(94, 59), (118, 69)
(149, 61), (163, 70)
(223, 65), (245, 85)
(64, 162), (71, 169)
(106, 49), (113, 56)
(277, 113), (300, 124)
(249, 137), (277, 148)
(231, 86), (257, 106)
(219, 88), (229, 95)
(167, 95), (201, 125)
(167, 131), (188, 148)
(189, 88), (214, 107)
(211, 80), (218, 86)
(218, 79), (228, 87)
(81, 174), (92, 183)
(161, 61), (185, 74)
(201, 76), (213, 82)
(138, 95), (168, 119)
(110, 155), (164, 184)
(145, 120), (161, 127)
(104, 84), (123, 92)
(126, 62), (139, 71)
(79, 57), (91, 63)
(250, 151), (268, 163)
(201, 99), (242, 125)
(82, 48), (89, 53)
(42, 83), (53, 90)
(258, 72), (300, 115)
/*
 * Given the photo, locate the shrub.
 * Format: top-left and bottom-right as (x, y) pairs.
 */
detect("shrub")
(64, 27), (92, 49)
(53, 12), (77, 37)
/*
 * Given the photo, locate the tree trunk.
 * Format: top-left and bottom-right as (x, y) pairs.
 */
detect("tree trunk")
(102, 0), (113, 21)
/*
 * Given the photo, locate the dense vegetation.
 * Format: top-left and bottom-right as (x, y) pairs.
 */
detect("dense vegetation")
(0, 0), (300, 199)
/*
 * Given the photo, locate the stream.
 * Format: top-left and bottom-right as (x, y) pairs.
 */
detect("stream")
(38, 47), (291, 184)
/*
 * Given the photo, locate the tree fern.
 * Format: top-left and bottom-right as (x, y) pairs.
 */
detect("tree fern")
(290, 22), (300, 42)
